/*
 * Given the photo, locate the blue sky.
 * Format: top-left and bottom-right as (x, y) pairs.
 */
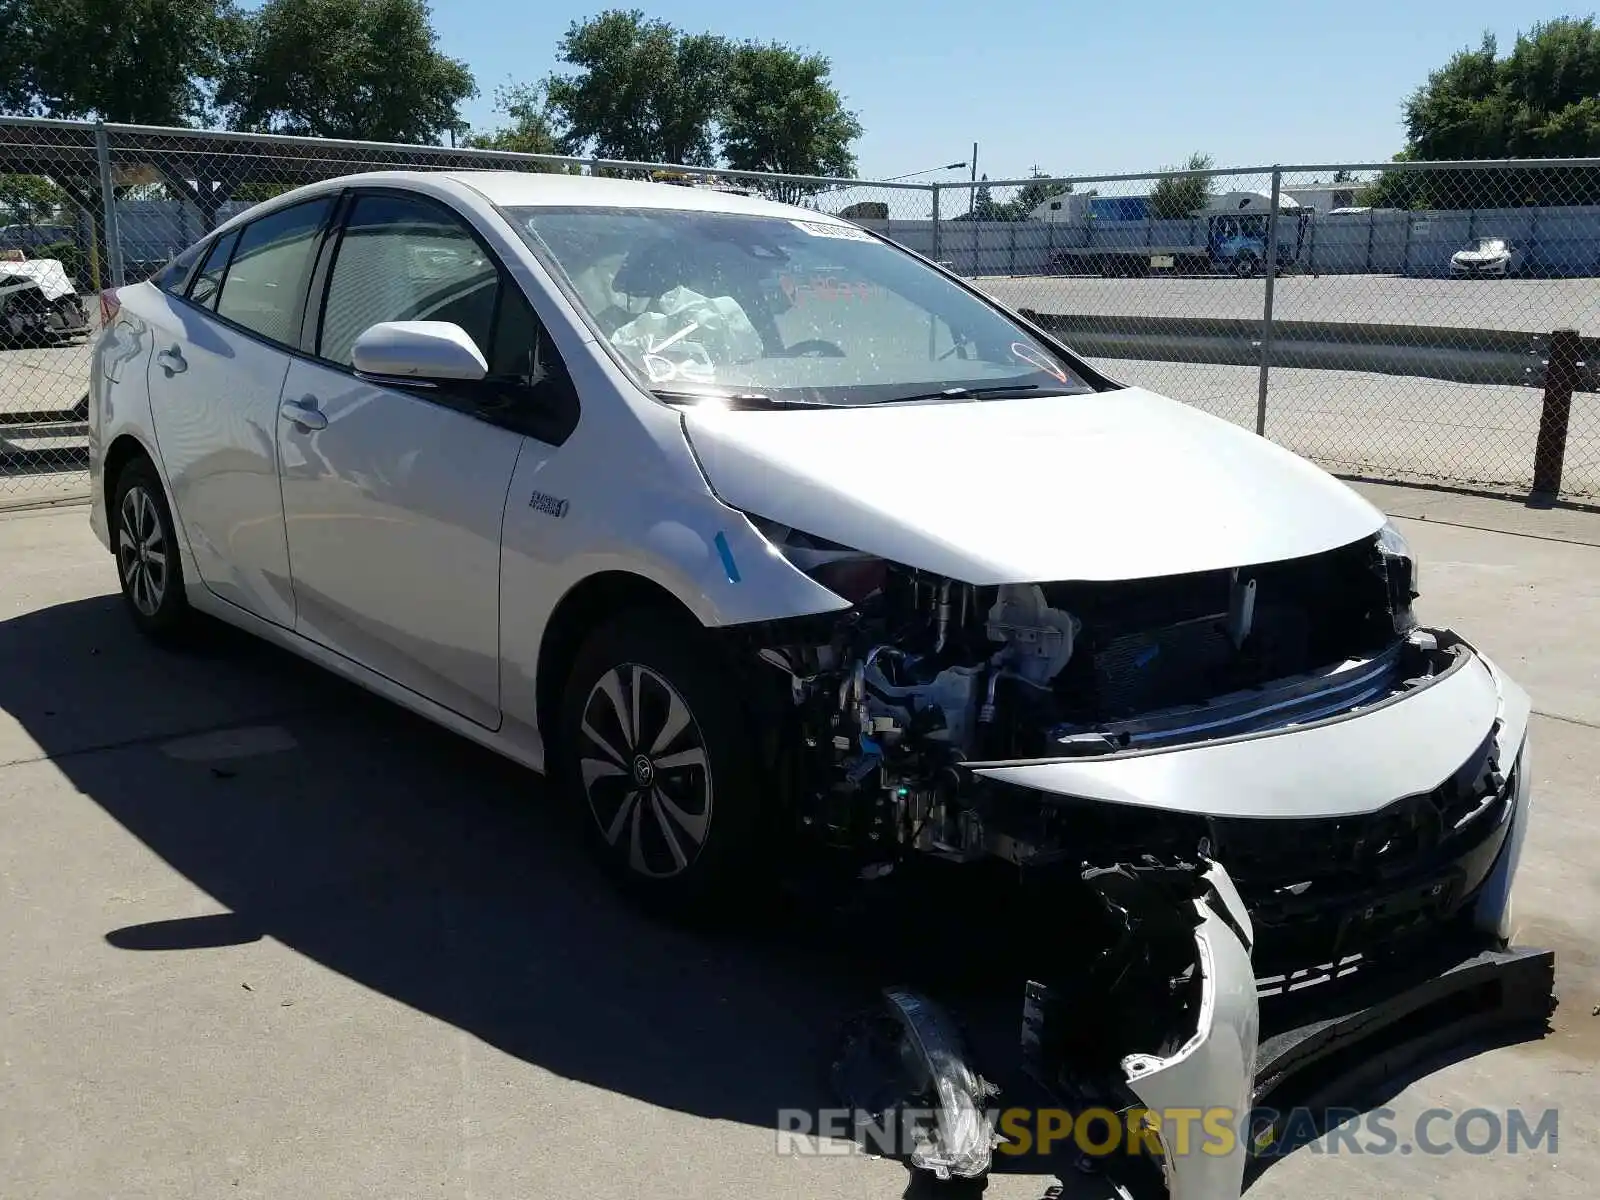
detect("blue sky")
(437, 1), (1565, 180)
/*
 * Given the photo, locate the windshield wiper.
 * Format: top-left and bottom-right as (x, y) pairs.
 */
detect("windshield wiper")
(652, 389), (837, 410)
(885, 384), (1071, 403)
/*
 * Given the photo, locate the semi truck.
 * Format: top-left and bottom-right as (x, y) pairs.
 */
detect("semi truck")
(1040, 190), (1312, 277)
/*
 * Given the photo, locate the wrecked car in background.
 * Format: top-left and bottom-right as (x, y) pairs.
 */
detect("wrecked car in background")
(89, 173), (1553, 1200)
(0, 250), (90, 345)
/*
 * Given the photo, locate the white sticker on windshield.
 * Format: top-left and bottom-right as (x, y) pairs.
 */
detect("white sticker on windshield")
(790, 220), (876, 242)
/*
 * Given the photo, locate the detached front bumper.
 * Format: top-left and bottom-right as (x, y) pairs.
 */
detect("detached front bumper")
(990, 644), (1552, 1197)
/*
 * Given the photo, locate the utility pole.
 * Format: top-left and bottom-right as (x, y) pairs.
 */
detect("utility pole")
(969, 142), (979, 217)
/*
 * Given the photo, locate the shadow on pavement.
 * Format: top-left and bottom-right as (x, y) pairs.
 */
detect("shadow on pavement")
(0, 591), (1091, 1198)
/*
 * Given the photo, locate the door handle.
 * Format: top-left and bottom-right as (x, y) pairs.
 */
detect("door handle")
(279, 396), (328, 432)
(155, 346), (187, 376)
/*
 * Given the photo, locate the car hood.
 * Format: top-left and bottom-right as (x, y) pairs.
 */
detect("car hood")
(682, 387), (1385, 583)
(1453, 249), (1509, 262)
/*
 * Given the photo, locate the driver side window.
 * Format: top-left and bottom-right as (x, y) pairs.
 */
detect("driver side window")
(319, 193), (498, 367)
(316, 190), (577, 441)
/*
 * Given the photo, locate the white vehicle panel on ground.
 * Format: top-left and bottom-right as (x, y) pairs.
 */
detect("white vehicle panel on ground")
(1123, 864), (1258, 1200)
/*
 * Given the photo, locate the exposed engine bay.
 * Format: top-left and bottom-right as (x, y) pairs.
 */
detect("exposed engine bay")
(745, 520), (1427, 871)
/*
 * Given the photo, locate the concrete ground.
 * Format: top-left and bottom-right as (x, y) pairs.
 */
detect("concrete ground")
(1, 488), (1597, 1199)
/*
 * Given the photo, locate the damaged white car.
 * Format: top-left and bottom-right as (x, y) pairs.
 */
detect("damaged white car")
(88, 172), (1553, 1200)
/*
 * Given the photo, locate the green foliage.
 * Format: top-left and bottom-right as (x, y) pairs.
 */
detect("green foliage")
(0, 0), (240, 124)
(971, 177), (997, 219)
(1370, 18), (1600, 207)
(541, 10), (862, 184)
(1148, 152), (1215, 219)
(463, 83), (568, 171)
(721, 41), (861, 199)
(218, 0), (475, 142)
(0, 174), (68, 225)
(544, 10), (729, 166)
(37, 238), (84, 281)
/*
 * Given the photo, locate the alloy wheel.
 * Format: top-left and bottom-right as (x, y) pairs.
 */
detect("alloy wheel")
(117, 485), (168, 616)
(578, 663), (713, 879)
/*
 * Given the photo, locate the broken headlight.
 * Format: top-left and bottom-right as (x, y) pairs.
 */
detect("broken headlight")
(1377, 520), (1420, 631)
(748, 517), (888, 604)
(1377, 520), (1420, 599)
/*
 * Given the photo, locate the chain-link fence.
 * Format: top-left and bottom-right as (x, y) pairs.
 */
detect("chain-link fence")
(931, 161), (1600, 499)
(1, 115), (1597, 506)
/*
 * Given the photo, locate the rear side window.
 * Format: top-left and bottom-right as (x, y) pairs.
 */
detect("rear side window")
(153, 240), (207, 294)
(214, 198), (333, 345)
(187, 231), (239, 309)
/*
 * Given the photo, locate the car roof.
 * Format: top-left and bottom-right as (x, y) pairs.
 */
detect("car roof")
(223, 169), (849, 229)
(441, 170), (829, 218)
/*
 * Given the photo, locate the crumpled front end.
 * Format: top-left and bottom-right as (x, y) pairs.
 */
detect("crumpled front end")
(731, 520), (1551, 1196)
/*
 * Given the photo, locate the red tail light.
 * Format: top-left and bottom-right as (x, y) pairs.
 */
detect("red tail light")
(99, 288), (120, 326)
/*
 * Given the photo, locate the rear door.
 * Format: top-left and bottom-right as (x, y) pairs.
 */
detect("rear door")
(277, 189), (572, 728)
(144, 198), (334, 628)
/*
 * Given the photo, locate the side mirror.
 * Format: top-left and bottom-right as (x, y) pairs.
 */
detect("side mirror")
(351, 320), (487, 382)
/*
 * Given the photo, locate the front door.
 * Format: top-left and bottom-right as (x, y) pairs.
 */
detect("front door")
(276, 190), (547, 728)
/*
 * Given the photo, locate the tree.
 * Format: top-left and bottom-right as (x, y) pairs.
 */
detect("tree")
(1366, 19), (1600, 207)
(0, 0), (241, 125)
(539, 12), (864, 183)
(1008, 167), (1071, 220)
(218, 0), (475, 143)
(1148, 151), (1214, 219)
(464, 83), (565, 167)
(971, 176), (997, 219)
(544, 10), (730, 166)
(721, 41), (860, 199)
(0, 174), (68, 226)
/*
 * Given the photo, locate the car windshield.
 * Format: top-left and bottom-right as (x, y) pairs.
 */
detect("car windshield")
(506, 206), (1094, 406)
(1476, 238), (1508, 252)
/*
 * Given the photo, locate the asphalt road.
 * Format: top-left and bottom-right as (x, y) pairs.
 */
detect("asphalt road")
(1089, 358), (1600, 499)
(974, 274), (1600, 335)
(1, 486), (1597, 1200)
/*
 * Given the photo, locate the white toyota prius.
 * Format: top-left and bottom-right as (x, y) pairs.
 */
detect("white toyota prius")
(88, 171), (1548, 1196)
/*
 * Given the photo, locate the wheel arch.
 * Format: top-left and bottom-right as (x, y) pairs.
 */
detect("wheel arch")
(534, 570), (704, 750)
(102, 433), (161, 526)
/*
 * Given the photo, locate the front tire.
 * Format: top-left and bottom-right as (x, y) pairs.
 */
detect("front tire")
(556, 612), (764, 909)
(111, 455), (192, 641)
(1233, 252), (1259, 278)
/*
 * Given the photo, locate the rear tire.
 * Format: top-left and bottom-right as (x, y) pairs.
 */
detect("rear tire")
(556, 611), (765, 911)
(111, 455), (192, 642)
(1233, 252), (1260, 278)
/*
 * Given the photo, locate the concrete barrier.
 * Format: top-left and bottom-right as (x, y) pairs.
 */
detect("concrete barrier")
(1019, 310), (1599, 391)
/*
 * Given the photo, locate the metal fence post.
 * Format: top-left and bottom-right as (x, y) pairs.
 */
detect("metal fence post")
(1531, 329), (1583, 500)
(1256, 167), (1282, 437)
(931, 185), (942, 264)
(94, 120), (126, 287)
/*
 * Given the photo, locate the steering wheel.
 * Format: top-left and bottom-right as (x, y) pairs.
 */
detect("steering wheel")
(785, 338), (846, 358)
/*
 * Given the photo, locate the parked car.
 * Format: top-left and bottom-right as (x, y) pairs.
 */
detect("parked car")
(87, 171), (1546, 1197)
(1450, 236), (1516, 277)
(0, 251), (91, 345)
